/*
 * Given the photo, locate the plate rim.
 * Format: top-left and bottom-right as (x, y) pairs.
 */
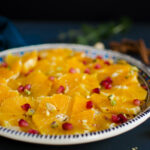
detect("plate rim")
(0, 43), (150, 145)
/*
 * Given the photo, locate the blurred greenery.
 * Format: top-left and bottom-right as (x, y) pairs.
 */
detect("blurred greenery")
(58, 17), (131, 45)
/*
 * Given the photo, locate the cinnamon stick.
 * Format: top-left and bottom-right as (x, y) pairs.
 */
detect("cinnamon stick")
(109, 39), (150, 65)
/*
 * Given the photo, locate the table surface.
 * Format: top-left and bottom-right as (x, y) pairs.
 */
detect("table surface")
(1, 21), (150, 150)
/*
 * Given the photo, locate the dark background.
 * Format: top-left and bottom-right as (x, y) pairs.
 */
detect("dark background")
(0, 0), (150, 22)
(1, 1), (150, 150)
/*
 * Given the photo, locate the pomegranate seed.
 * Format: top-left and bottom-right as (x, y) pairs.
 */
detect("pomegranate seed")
(94, 64), (101, 69)
(101, 80), (109, 87)
(133, 99), (141, 106)
(84, 68), (90, 74)
(69, 68), (76, 73)
(101, 81), (112, 89)
(141, 84), (148, 90)
(57, 85), (65, 93)
(112, 114), (127, 124)
(105, 83), (112, 89)
(18, 119), (28, 127)
(37, 56), (41, 61)
(18, 85), (24, 92)
(21, 103), (31, 111)
(117, 114), (127, 123)
(105, 77), (112, 84)
(96, 55), (102, 59)
(28, 129), (39, 134)
(101, 77), (112, 89)
(111, 114), (120, 123)
(25, 69), (33, 76)
(82, 60), (87, 65)
(92, 88), (100, 94)
(62, 122), (73, 130)
(24, 84), (31, 90)
(101, 77), (112, 85)
(86, 101), (93, 109)
(104, 60), (110, 65)
(49, 76), (55, 81)
(1, 62), (8, 67)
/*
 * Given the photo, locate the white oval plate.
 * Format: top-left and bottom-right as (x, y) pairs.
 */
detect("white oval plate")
(0, 43), (150, 145)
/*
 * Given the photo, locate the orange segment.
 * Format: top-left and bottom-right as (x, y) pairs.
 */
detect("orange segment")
(70, 110), (95, 133)
(93, 113), (113, 131)
(8, 70), (52, 97)
(0, 95), (36, 115)
(0, 67), (17, 81)
(25, 70), (52, 97)
(32, 94), (72, 134)
(21, 51), (38, 74)
(71, 95), (89, 114)
(53, 73), (99, 97)
(101, 84), (147, 102)
(97, 64), (132, 84)
(0, 76), (7, 85)
(0, 113), (37, 133)
(91, 93), (141, 114)
(34, 59), (52, 75)
(0, 84), (19, 104)
(5, 54), (22, 74)
(0, 114), (24, 129)
(65, 57), (85, 73)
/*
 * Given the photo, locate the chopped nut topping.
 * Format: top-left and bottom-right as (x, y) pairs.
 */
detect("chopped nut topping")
(51, 121), (58, 128)
(108, 94), (117, 106)
(46, 103), (56, 112)
(56, 114), (69, 122)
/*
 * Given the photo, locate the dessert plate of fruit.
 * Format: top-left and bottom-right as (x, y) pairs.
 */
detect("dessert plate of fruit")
(0, 44), (149, 145)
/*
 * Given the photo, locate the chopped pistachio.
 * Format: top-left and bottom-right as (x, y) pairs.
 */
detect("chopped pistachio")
(7, 66), (11, 70)
(110, 99), (116, 106)
(55, 73), (63, 77)
(82, 75), (87, 80)
(64, 86), (69, 93)
(76, 68), (80, 73)
(108, 94), (115, 100)
(86, 95), (91, 99)
(46, 110), (50, 116)
(46, 103), (56, 112)
(125, 75), (129, 79)
(24, 89), (31, 95)
(92, 59), (97, 62)
(56, 114), (69, 122)
(117, 59), (127, 64)
(82, 120), (90, 130)
(51, 121), (58, 128)
(126, 66), (138, 78)
(131, 66), (138, 72)
(4, 121), (11, 127)
(56, 67), (62, 71)
(108, 94), (117, 106)
(26, 108), (35, 116)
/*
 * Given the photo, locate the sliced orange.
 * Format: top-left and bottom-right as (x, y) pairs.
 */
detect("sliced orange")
(0, 84), (19, 104)
(32, 94), (72, 134)
(21, 51), (38, 74)
(91, 93), (141, 114)
(0, 95), (36, 115)
(5, 53), (22, 74)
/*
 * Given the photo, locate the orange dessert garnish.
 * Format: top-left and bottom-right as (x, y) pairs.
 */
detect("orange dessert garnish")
(0, 48), (147, 135)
